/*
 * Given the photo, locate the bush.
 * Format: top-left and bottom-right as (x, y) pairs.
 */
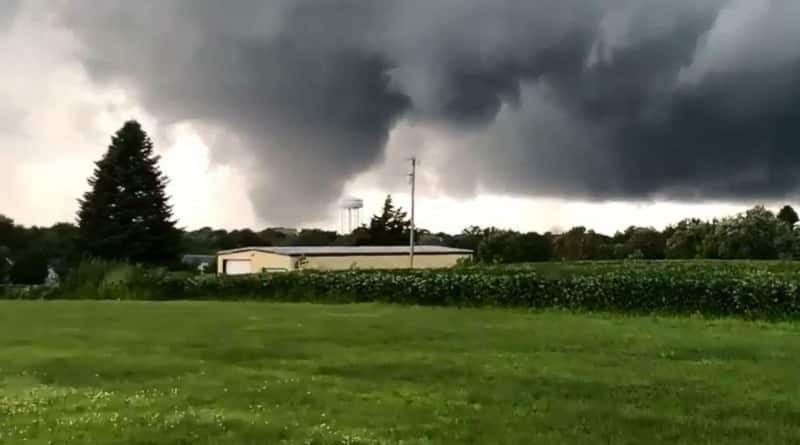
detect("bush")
(60, 259), (160, 300)
(9, 250), (49, 285)
(0, 246), (11, 283)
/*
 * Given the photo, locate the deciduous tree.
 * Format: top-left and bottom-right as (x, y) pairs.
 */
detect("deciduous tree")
(363, 195), (410, 245)
(778, 205), (799, 227)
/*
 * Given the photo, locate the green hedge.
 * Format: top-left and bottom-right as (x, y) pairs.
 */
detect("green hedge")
(6, 265), (800, 319)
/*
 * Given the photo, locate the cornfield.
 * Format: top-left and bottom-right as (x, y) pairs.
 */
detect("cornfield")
(4, 261), (800, 319)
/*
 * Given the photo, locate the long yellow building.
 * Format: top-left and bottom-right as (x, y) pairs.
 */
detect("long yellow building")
(217, 246), (473, 274)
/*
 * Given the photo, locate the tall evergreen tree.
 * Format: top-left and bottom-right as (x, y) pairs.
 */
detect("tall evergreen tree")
(78, 121), (181, 264)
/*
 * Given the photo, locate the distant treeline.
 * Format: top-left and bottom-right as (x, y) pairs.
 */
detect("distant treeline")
(3, 203), (800, 285)
(183, 204), (800, 264)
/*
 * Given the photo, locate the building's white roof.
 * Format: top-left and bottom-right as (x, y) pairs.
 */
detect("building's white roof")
(218, 245), (473, 256)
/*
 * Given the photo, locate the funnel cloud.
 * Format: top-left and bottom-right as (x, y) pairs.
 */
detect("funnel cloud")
(39, 0), (800, 225)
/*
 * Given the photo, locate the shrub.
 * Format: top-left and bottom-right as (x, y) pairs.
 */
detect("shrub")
(9, 250), (49, 285)
(0, 245), (11, 283)
(61, 259), (159, 300)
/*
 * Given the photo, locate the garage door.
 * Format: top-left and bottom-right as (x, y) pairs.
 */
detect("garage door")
(224, 260), (252, 275)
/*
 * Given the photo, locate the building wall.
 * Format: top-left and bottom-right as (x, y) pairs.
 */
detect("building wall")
(219, 250), (471, 274)
(299, 253), (470, 270)
(218, 251), (294, 274)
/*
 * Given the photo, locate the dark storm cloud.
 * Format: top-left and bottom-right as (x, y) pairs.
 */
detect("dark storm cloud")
(52, 0), (800, 224)
(56, 1), (409, 224)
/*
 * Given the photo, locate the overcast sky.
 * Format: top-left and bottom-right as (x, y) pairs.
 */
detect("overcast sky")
(2, 0), (799, 235)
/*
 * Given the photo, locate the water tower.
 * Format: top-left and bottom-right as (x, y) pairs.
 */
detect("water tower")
(339, 197), (364, 234)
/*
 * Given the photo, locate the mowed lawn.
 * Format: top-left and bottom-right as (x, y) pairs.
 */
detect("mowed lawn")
(1, 303), (800, 444)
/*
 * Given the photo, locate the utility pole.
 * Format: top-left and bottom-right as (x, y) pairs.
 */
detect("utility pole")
(408, 157), (416, 269)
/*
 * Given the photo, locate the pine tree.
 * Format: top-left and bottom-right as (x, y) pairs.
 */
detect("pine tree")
(77, 121), (181, 264)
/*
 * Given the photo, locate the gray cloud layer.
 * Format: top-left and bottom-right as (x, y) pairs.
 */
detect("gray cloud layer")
(29, 0), (800, 224)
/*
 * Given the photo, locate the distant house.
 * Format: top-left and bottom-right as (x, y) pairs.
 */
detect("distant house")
(181, 254), (216, 273)
(217, 246), (473, 275)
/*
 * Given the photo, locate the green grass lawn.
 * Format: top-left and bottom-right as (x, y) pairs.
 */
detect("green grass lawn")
(1, 302), (800, 444)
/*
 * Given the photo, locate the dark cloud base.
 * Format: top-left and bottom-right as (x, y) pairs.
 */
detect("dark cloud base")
(41, 0), (800, 224)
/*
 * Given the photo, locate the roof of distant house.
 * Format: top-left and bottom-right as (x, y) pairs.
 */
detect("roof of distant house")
(217, 245), (473, 257)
